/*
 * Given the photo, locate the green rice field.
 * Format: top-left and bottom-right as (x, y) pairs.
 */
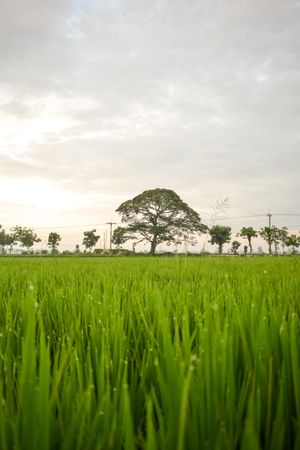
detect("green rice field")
(0, 256), (299, 450)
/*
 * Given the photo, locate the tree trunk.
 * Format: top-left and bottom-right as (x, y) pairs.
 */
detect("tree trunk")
(150, 239), (157, 255)
(248, 237), (252, 254)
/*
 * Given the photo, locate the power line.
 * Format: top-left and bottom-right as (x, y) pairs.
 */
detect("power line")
(203, 214), (266, 221)
(5, 213), (300, 232)
(33, 223), (121, 230)
(203, 213), (300, 222)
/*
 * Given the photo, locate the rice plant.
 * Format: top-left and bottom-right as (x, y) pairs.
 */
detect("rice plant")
(0, 256), (299, 449)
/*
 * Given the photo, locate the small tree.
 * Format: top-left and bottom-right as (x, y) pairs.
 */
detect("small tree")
(75, 244), (80, 254)
(201, 197), (230, 253)
(259, 227), (273, 255)
(5, 234), (16, 254)
(47, 232), (61, 253)
(238, 227), (257, 254)
(112, 226), (131, 250)
(231, 240), (241, 255)
(0, 225), (7, 253)
(83, 229), (100, 252)
(285, 234), (300, 253)
(277, 227), (288, 254)
(209, 225), (231, 254)
(11, 226), (41, 252)
(0, 226), (15, 253)
(259, 226), (285, 255)
(116, 188), (207, 254)
(271, 226), (283, 255)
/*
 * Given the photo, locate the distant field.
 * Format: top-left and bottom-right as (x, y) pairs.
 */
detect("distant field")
(0, 257), (299, 450)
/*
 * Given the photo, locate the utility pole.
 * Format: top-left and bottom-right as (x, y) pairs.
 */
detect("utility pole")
(103, 231), (107, 250)
(106, 222), (116, 252)
(267, 213), (272, 255)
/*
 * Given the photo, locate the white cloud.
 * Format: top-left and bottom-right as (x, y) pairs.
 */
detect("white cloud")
(0, 176), (86, 211)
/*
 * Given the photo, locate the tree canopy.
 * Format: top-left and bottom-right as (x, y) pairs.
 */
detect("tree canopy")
(209, 225), (231, 254)
(82, 229), (100, 252)
(231, 240), (241, 255)
(259, 226), (289, 255)
(11, 226), (40, 252)
(238, 227), (257, 254)
(111, 226), (130, 250)
(48, 232), (62, 253)
(285, 234), (300, 253)
(115, 188), (207, 254)
(0, 226), (7, 253)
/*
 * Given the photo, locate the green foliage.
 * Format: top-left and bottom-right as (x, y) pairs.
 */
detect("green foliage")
(209, 225), (231, 254)
(0, 225), (15, 254)
(238, 227), (257, 254)
(11, 226), (41, 251)
(47, 232), (61, 253)
(285, 234), (300, 253)
(259, 226), (291, 255)
(271, 227), (286, 254)
(116, 188), (207, 254)
(0, 257), (299, 449)
(82, 229), (100, 252)
(231, 240), (241, 255)
(0, 225), (7, 253)
(112, 226), (130, 249)
(277, 227), (289, 253)
(0, 225), (4, 247)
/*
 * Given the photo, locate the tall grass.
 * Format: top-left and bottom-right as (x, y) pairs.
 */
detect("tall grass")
(0, 256), (299, 449)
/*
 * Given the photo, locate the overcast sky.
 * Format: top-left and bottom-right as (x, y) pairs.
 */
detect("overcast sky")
(0, 0), (299, 250)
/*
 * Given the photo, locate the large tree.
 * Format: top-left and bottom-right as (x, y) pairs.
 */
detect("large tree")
(238, 227), (257, 254)
(209, 225), (231, 254)
(115, 188), (207, 254)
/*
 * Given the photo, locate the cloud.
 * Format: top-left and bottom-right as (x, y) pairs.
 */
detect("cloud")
(0, 0), (299, 241)
(0, 0), (73, 32)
